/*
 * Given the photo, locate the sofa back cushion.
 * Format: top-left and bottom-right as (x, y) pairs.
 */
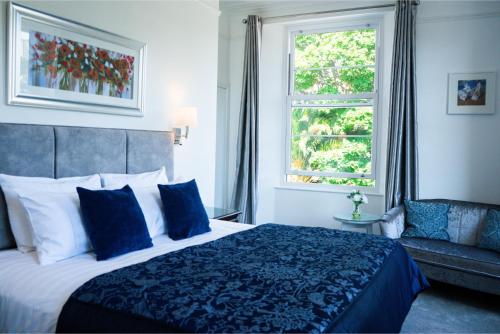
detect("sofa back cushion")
(478, 209), (500, 253)
(402, 201), (450, 241)
(417, 199), (500, 246)
(447, 205), (487, 245)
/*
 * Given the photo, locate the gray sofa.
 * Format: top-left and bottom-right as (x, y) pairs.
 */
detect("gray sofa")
(380, 199), (500, 295)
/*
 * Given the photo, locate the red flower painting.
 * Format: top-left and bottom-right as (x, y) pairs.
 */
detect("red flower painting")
(29, 30), (135, 99)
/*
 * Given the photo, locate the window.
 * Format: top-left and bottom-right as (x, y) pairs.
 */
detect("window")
(285, 22), (379, 188)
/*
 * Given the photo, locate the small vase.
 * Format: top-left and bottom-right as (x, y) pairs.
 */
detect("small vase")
(69, 77), (77, 92)
(97, 80), (104, 95)
(44, 71), (56, 89)
(59, 72), (70, 91)
(79, 77), (89, 93)
(32, 67), (42, 87)
(352, 203), (361, 219)
(109, 84), (116, 97)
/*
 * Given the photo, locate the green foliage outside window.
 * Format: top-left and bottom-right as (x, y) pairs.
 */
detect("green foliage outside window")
(288, 28), (377, 187)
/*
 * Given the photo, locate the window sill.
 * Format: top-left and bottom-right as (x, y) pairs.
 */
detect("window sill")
(274, 184), (384, 197)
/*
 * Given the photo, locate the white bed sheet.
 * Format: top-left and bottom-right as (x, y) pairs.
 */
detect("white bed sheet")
(0, 220), (254, 333)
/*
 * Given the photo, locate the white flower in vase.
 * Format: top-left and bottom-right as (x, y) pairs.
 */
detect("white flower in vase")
(361, 194), (368, 204)
(347, 190), (367, 219)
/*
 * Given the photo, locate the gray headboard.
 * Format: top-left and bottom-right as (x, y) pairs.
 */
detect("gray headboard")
(0, 123), (174, 250)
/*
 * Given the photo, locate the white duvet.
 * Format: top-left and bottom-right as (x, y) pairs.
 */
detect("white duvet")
(0, 220), (254, 333)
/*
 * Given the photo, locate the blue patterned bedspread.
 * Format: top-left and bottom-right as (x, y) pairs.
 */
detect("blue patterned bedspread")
(57, 224), (428, 333)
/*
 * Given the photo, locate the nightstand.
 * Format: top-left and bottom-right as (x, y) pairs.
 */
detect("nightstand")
(205, 207), (241, 222)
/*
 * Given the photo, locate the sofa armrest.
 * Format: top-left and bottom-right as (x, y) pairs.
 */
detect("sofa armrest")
(380, 205), (405, 239)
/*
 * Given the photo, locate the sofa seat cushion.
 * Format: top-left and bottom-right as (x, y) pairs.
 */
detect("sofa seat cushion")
(398, 237), (500, 278)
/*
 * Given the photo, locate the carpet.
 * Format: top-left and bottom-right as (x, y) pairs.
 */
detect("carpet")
(401, 280), (500, 333)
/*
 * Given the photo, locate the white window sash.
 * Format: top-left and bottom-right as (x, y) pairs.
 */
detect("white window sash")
(286, 22), (380, 182)
(290, 93), (376, 100)
(286, 169), (374, 179)
(293, 64), (376, 71)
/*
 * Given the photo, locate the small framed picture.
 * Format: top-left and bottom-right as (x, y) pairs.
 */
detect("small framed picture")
(447, 72), (496, 115)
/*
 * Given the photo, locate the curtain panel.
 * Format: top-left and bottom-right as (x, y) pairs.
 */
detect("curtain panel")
(385, 0), (419, 211)
(232, 15), (262, 225)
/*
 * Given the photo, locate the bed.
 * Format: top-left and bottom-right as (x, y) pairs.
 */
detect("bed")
(0, 219), (253, 332)
(0, 123), (428, 333)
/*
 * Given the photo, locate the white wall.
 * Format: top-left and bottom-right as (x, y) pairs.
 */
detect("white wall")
(417, 0), (500, 204)
(0, 0), (220, 205)
(225, 14), (247, 204)
(215, 13), (231, 207)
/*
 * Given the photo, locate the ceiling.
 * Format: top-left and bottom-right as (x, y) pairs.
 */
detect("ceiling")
(219, 0), (392, 17)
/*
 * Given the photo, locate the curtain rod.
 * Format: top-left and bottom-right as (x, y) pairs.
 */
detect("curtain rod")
(241, 1), (419, 24)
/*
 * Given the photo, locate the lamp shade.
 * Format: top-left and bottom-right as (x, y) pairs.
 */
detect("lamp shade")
(174, 107), (198, 127)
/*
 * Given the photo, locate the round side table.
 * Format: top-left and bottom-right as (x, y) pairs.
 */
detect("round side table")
(333, 212), (381, 234)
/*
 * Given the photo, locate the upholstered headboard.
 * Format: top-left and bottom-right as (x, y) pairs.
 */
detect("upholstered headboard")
(0, 123), (174, 250)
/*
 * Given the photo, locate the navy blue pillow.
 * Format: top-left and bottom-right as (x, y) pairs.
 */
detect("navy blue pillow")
(402, 200), (450, 241)
(158, 179), (211, 240)
(77, 185), (152, 261)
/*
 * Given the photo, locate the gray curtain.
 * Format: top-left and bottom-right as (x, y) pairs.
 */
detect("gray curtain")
(232, 15), (262, 225)
(385, 0), (419, 211)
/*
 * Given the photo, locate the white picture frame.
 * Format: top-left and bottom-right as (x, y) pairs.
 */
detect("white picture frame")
(447, 72), (496, 115)
(7, 2), (146, 116)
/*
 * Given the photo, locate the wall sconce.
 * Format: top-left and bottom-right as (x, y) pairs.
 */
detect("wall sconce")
(173, 106), (198, 145)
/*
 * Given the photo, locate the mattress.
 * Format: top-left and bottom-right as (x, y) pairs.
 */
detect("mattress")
(0, 220), (254, 333)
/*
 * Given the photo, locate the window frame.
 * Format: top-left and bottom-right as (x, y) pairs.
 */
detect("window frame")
(284, 20), (382, 187)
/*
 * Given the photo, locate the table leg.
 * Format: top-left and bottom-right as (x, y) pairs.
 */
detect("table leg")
(366, 224), (373, 234)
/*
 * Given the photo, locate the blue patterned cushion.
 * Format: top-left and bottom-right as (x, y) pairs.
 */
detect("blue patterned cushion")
(402, 200), (450, 241)
(158, 179), (210, 240)
(478, 209), (500, 253)
(77, 185), (153, 260)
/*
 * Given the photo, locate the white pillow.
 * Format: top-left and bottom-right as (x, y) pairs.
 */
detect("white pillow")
(131, 178), (190, 239)
(18, 190), (91, 265)
(133, 186), (166, 239)
(102, 185), (166, 239)
(0, 174), (101, 252)
(100, 167), (168, 188)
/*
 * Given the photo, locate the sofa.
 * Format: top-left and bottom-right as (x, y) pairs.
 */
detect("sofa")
(380, 199), (500, 295)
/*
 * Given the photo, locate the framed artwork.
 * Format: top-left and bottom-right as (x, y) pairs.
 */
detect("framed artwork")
(447, 72), (496, 115)
(7, 2), (146, 116)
